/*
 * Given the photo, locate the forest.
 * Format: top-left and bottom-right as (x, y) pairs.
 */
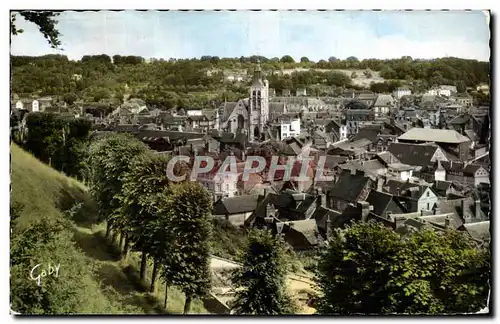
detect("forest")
(11, 54), (490, 111)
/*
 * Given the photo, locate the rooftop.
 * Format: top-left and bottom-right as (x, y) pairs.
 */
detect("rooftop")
(398, 128), (470, 144)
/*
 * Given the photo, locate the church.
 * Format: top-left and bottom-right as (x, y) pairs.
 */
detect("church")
(218, 61), (270, 142)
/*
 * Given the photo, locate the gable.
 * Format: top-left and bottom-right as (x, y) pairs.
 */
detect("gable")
(475, 167), (489, 177)
(419, 187), (437, 200)
(430, 147), (448, 162)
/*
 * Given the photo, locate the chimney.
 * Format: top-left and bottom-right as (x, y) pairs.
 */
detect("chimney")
(475, 199), (481, 220)
(461, 199), (466, 219)
(325, 215), (332, 240)
(377, 177), (384, 192)
(444, 216), (450, 228)
(359, 201), (371, 222)
(317, 187), (326, 208)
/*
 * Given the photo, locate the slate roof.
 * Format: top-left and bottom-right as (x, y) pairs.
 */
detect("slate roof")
(398, 128), (470, 144)
(383, 180), (433, 200)
(437, 197), (487, 222)
(366, 189), (406, 217)
(320, 155), (349, 170)
(449, 114), (472, 125)
(213, 195), (260, 215)
(418, 213), (463, 230)
(462, 221), (490, 242)
(440, 161), (485, 177)
(376, 151), (401, 166)
(328, 170), (372, 202)
(269, 102), (286, 114)
(464, 129), (479, 142)
(281, 219), (320, 247)
(374, 94), (394, 107)
(432, 180), (453, 197)
(387, 142), (439, 167)
(221, 102), (238, 120)
(339, 159), (386, 176)
(311, 206), (342, 232)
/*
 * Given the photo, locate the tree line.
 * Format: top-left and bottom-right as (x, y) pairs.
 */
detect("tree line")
(11, 54), (489, 111)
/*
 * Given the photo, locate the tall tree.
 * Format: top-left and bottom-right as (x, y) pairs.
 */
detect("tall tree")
(118, 152), (189, 281)
(315, 221), (491, 314)
(230, 229), (296, 315)
(87, 133), (149, 239)
(161, 182), (213, 314)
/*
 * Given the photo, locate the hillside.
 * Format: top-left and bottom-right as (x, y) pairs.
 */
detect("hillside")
(10, 144), (206, 314)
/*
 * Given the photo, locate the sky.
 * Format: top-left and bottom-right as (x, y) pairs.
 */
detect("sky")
(10, 10), (491, 61)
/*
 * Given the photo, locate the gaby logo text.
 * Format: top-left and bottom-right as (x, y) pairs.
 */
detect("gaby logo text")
(30, 263), (60, 286)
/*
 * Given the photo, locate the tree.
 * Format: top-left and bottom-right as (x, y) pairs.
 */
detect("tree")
(118, 152), (189, 283)
(300, 56), (310, 63)
(316, 221), (491, 314)
(280, 55), (295, 63)
(351, 72), (358, 79)
(63, 92), (78, 105)
(24, 113), (64, 165)
(456, 80), (467, 94)
(160, 182), (213, 314)
(328, 56), (338, 63)
(11, 11), (62, 48)
(87, 133), (149, 239)
(230, 229), (296, 315)
(363, 70), (373, 78)
(346, 56), (358, 61)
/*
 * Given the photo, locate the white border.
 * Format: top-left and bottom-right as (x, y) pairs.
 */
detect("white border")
(3, 0), (497, 323)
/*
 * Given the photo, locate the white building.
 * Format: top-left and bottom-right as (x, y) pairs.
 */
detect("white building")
(32, 100), (39, 112)
(280, 118), (301, 139)
(15, 100), (23, 109)
(198, 170), (239, 200)
(186, 109), (203, 116)
(340, 125), (348, 141)
(392, 87), (412, 99)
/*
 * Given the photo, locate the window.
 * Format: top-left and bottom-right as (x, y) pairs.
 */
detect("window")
(427, 203), (430, 210)
(427, 191), (430, 197)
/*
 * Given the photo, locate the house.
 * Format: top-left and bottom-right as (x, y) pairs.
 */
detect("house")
(245, 190), (320, 229)
(382, 180), (439, 213)
(439, 161), (490, 186)
(476, 83), (490, 95)
(386, 163), (415, 181)
(455, 94), (473, 107)
(356, 92), (377, 107)
(198, 160), (239, 199)
(439, 85), (458, 97)
(387, 142), (448, 169)
(213, 195), (260, 227)
(437, 197), (488, 224)
(296, 88), (307, 97)
(372, 94), (394, 117)
(392, 87), (412, 99)
(275, 219), (322, 251)
(432, 180), (460, 198)
(365, 190), (406, 218)
(280, 118), (301, 139)
(397, 128), (471, 161)
(319, 169), (374, 211)
(338, 159), (387, 177)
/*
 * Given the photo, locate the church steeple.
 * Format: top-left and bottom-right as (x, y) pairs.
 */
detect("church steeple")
(252, 59), (263, 87)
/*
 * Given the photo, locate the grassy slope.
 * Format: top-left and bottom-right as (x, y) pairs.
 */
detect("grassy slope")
(10, 144), (206, 314)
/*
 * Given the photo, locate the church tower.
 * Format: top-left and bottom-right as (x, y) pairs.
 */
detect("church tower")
(248, 60), (269, 141)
